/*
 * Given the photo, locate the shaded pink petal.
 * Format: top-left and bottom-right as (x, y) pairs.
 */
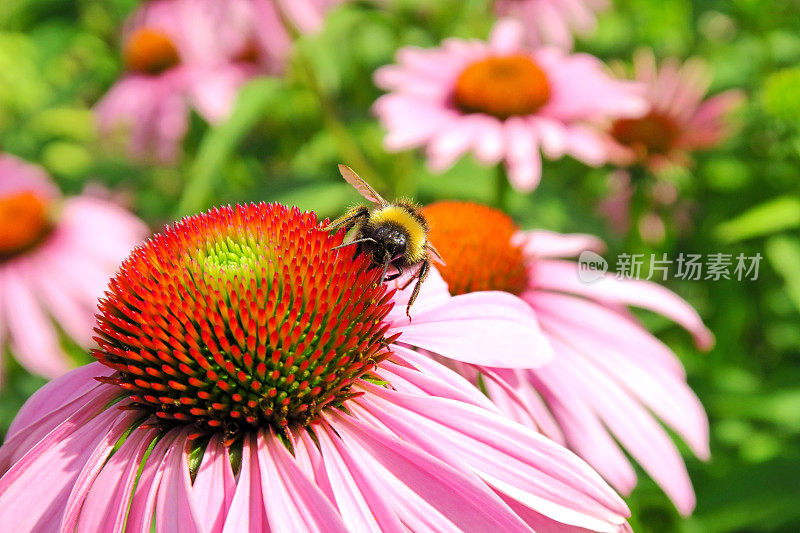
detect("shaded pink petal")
(155, 431), (202, 533)
(519, 230), (605, 259)
(530, 291), (710, 459)
(316, 425), (406, 532)
(257, 430), (349, 532)
(76, 428), (158, 533)
(5, 362), (113, 442)
(545, 339), (697, 514)
(383, 345), (501, 411)
(355, 386), (630, 531)
(394, 291), (553, 368)
(0, 404), (128, 531)
(525, 365), (638, 494)
(1, 266), (71, 378)
(126, 430), (182, 533)
(194, 433), (236, 533)
(329, 411), (534, 532)
(61, 410), (141, 531)
(532, 259), (714, 349)
(222, 434), (266, 533)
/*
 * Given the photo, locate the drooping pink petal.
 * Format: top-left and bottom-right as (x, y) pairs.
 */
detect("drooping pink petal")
(315, 425), (406, 532)
(394, 291), (553, 368)
(126, 430), (183, 533)
(518, 230), (605, 259)
(155, 430), (202, 533)
(354, 386), (630, 531)
(328, 411), (534, 533)
(257, 430), (349, 533)
(531, 259), (714, 349)
(221, 434), (266, 533)
(193, 433), (236, 533)
(0, 405), (129, 531)
(75, 428), (158, 533)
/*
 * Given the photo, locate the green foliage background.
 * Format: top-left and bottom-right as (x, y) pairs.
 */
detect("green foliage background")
(1, 1), (799, 531)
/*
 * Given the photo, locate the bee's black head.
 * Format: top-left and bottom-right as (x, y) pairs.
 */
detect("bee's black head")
(370, 224), (407, 262)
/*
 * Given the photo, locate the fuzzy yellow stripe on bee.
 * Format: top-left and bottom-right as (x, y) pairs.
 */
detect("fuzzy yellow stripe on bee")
(371, 206), (427, 262)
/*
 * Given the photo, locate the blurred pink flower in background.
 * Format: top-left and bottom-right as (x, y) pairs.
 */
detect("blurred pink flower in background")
(422, 201), (714, 515)
(95, 0), (262, 162)
(605, 49), (745, 171)
(495, 0), (609, 49)
(95, 0), (347, 163)
(0, 154), (146, 386)
(0, 203), (631, 532)
(373, 19), (646, 192)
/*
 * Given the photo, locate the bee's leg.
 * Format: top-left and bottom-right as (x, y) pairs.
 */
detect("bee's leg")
(406, 259), (430, 319)
(379, 252), (392, 284)
(333, 237), (376, 251)
(322, 206), (369, 233)
(383, 264), (403, 282)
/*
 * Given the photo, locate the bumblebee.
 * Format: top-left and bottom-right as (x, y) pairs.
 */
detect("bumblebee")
(323, 165), (444, 318)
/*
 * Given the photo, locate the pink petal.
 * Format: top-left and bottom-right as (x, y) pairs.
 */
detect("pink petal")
(531, 259), (714, 349)
(155, 431), (202, 533)
(126, 430), (182, 533)
(5, 362), (113, 442)
(489, 18), (526, 53)
(257, 430), (349, 532)
(1, 266), (71, 378)
(0, 404), (127, 531)
(316, 425), (405, 532)
(394, 291), (553, 368)
(355, 385), (630, 531)
(193, 433), (236, 533)
(222, 434), (266, 533)
(328, 411), (533, 532)
(61, 410), (141, 531)
(531, 291), (710, 458)
(76, 428), (158, 532)
(518, 230), (605, 259)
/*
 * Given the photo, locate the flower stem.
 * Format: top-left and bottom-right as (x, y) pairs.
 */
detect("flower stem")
(293, 45), (386, 191)
(494, 164), (510, 212)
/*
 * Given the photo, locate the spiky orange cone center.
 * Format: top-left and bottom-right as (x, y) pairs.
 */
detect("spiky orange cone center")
(93, 203), (396, 435)
(422, 201), (528, 295)
(0, 191), (49, 259)
(454, 54), (551, 119)
(610, 111), (680, 157)
(124, 28), (180, 74)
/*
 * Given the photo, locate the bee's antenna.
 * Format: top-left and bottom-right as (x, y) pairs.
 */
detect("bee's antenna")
(333, 238), (377, 251)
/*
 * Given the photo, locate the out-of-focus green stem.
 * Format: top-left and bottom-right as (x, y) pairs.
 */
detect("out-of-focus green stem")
(391, 151), (417, 199)
(291, 42), (386, 191)
(494, 164), (511, 212)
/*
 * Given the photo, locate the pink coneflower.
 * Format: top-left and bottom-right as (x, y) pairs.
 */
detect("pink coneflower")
(605, 49), (745, 171)
(373, 19), (646, 192)
(0, 154), (146, 385)
(421, 201), (714, 515)
(95, 0), (260, 162)
(495, 0), (609, 49)
(243, 0), (347, 66)
(0, 202), (631, 532)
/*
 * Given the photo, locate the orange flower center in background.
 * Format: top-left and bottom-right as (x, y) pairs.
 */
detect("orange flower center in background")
(124, 28), (180, 74)
(0, 192), (49, 258)
(422, 201), (528, 295)
(610, 111), (680, 156)
(454, 54), (551, 119)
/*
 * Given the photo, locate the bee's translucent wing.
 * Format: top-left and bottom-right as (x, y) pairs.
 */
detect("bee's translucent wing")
(339, 165), (388, 206)
(427, 243), (446, 266)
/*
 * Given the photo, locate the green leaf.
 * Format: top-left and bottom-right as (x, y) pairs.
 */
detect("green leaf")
(714, 195), (800, 242)
(765, 235), (800, 313)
